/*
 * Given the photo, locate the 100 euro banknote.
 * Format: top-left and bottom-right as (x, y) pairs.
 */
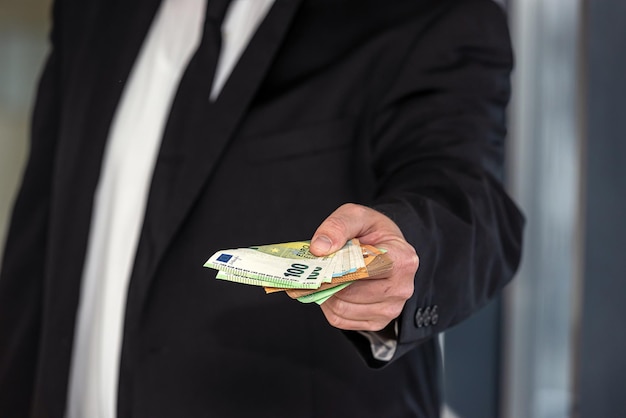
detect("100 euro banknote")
(205, 248), (332, 289)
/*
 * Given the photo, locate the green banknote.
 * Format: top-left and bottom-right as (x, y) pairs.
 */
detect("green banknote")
(296, 282), (353, 304)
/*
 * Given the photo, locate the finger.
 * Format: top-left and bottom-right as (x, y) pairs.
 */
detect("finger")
(320, 299), (401, 331)
(329, 278), (409, 304)
(310, 203), (377, 256)
(322, 281), (409, 319)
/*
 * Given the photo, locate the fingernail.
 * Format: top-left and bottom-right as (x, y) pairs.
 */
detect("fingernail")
(312, 235), (332, 254)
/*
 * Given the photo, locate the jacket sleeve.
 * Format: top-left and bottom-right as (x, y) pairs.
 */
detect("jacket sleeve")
(359, 0), (524, 366)
(0, 4), (61, 414)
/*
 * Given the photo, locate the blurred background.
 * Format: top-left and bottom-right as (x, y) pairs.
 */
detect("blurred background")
(1, 0), (624, 417)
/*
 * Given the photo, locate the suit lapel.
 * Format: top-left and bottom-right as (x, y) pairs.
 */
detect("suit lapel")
(126, 0), (304, 325)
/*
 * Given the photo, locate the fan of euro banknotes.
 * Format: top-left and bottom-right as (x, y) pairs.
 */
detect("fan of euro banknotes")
(204, 239), (393, 305)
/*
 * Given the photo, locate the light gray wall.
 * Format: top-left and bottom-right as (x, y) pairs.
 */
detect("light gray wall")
(577, 1), (626, 416)
(503, 0), (626, 417)
(503, 0), (584, 415)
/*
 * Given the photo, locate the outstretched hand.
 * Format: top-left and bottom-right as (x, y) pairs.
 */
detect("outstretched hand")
(309, 203), (419, 332)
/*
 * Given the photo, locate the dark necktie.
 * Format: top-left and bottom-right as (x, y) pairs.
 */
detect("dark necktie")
(184, 0), (232, 99)
(164, 0), (232, 122)
(136, 0), (233, 264)
(151, 0), (232, 182)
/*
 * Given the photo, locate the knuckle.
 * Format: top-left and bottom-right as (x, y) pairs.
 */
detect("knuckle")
(333, 298), (350, 317)
(340, 203), (370, 222)
(323, 216), (349, 236)
(404, 247), (419, 271)
(410, 252), (420, 271)
(384, 303), (404, 321)
(341, 202), (363, 215)
(396, 248), (419, 274)
(327, 313), (347, 329)
(394, 302), (406, 317)
(369, 320), (388, 332)
(398, 281), (415, 300)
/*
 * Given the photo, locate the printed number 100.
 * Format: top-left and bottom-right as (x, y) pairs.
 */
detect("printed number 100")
(284, 263), (322, 281)
(284, 263), (309, 278)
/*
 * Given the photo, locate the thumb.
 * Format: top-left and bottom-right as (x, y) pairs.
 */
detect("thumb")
(310, 204), (369, 256)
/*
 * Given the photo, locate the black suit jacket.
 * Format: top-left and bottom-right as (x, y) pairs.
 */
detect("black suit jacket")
(0, 0), (524, 416)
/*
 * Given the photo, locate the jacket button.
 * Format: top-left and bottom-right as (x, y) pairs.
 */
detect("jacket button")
(431, 305), (439, 325)
(423, 307), (431, 327)
(415, 308), (424, 327)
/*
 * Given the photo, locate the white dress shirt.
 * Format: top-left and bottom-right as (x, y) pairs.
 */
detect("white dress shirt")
(66, 1), (274, 417)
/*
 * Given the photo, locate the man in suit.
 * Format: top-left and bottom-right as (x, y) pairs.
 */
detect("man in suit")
(0, 0), (524, 416)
